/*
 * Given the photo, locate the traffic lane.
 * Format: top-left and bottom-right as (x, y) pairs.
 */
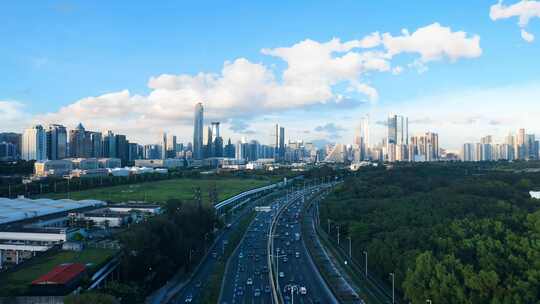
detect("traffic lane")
(174, 202), (257, 304)
(220, 212), (273, 304)
(274, 207), (335, 304)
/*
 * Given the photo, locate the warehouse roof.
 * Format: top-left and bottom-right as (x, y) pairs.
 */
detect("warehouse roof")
(0, 197), (106, 225)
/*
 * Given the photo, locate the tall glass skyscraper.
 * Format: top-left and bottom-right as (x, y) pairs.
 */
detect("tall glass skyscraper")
(22, 125), (47, 161)
(193, 102), (204, 159)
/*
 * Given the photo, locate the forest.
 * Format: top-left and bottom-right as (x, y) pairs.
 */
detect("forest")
(320, 163), (540, 304)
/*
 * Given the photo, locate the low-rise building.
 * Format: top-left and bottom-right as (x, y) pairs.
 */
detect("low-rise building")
(34, 160), (73, 177)
(134, 158), (184, 169)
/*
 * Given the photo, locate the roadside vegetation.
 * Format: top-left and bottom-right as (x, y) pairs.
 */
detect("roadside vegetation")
(320, 163), (540, 303)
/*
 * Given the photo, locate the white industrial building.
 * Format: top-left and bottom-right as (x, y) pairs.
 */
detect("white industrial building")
(0, 197), (106, 268)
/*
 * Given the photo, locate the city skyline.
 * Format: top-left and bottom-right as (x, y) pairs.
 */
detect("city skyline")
(1, 1), (540, 149)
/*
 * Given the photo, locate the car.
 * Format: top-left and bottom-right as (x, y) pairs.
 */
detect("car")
(240, 266), (245, 272)
(195, 281), (202, 288)
(300, 286), (307, 295)
(283, 257), (288, 263)
(211, 251), (217, 258)
(265, 285), (271, 293)
(279, 272), (285, 278)
(295, 252), (300, 258)
(246, 278), (253, 285)
(184, 294), (193, 303)
(236, 287), (244, 296)
(239, 252), (244, 258)
(254, 288), (261, 297)
(254, 268), (260, 275)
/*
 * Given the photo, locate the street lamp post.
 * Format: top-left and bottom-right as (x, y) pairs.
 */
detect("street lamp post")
(390, 272), (395, 304)
(337, 224), (340, 245)
(347, 236), (352, 258)
(363, 251), (368, 277)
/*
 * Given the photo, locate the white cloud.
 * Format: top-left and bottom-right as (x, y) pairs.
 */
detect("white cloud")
(27, 23), (481, 144)
(0, 101), (30, 130)
(490, 0), (540, 42)
(382, 23), (482, 62)
(521, 28), (535, 42)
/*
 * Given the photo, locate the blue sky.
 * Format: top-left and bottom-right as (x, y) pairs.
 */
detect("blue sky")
(1, 1), (539, 149)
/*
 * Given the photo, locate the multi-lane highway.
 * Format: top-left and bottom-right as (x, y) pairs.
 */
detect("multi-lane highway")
(170, 197), (261, 304)
(219, 201), (278, 304)
(269, 188), (338, 304)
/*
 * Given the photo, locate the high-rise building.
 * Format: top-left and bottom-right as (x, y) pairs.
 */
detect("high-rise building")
(353, 116), (370, 161)
(462, 143), (475, 161)
(22, 125), (47, 161)
(69, 123), (92, 158)
(102, 131), (116, 158)
(387, 115), (408, 161)
(193, 103), (204, 159)
(0, 142), (17, 161)
(46, 124), (67, 160)
(166, 133), (177, 158)
(115, 134), (128, 165)
(90, 132), (103, 158)
(0, 132), (22, 159)
(279, 126), (285, 160)
(161, 132), (168, 160)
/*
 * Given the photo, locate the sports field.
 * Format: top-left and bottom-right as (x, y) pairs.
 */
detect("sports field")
(42, 177), (271, 203)
(0, 248), (116, 296)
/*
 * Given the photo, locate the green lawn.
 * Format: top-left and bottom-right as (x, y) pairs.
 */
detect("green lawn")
(0, 248), (116, 296)
(42, 178), (270, 204)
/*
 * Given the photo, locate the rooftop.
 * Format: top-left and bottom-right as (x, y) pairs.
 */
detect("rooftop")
(0, 197), (106, 225)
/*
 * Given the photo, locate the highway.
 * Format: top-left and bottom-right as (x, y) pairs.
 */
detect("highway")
(270, 188), (338, 304)
(169, 198), (260, 304)
(219, 197), (285, 304)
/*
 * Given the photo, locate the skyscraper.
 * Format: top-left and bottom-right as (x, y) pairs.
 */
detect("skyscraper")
(387, 115), (408, 161)
(166, 133), (177, 158)
(46, 124), (67, 160)
(69, 123), (92, 158)
(102, 131), (116, 158)
(354, 116), (370, 160)
(22, 125), (47, 161)
(90, 132), (103, 158)
(279, 126), (285, 160)
(193, 102), (204, 159)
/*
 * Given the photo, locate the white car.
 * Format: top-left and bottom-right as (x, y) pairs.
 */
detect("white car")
(279, 272), (285, 278)
(246, 278), (253, 285)
(300, 286), (307, 295)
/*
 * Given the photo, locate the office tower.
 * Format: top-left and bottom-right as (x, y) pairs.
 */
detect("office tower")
(279, 127), (285, 160)
(274, 124), (279, 161)
(128, 143), (139, 162)
(161, 132), (168, 159)
(166, 133), (177, 158)
(516, 128), (526, 160)
(115, 134), (128, 165)
(46, 124), (67, 160)
(462, 143), (475, 161)
(475, 143), (483, 162)
(354, 116), (370, 160)
(69, 123), (92, 158)
(22, 125), (47, 161)
(0, 132), (22, 159)
(211, 122), (223, 157)
(144, 144), (161, 159)
(90, 132), (103, 158)
(224, 138), (235, 158)
(387, 115), (408, 161)
(0, 142), (17, 161)
(526, 134), (537, 160)
(193, 102), (204, 159)
(102, 131), (116, 158)
(206, 126), (213, 158)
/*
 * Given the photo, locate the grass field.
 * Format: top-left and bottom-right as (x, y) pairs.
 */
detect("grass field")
(42, 177), (271, 204)
(0, 248), (116, 296)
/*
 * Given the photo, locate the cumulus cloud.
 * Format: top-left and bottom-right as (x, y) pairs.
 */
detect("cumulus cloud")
(29, 23), (481, 143)
(490, 0), (540, 42)
(0, 101), (30, 130)
(382, 23), (482, 62)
